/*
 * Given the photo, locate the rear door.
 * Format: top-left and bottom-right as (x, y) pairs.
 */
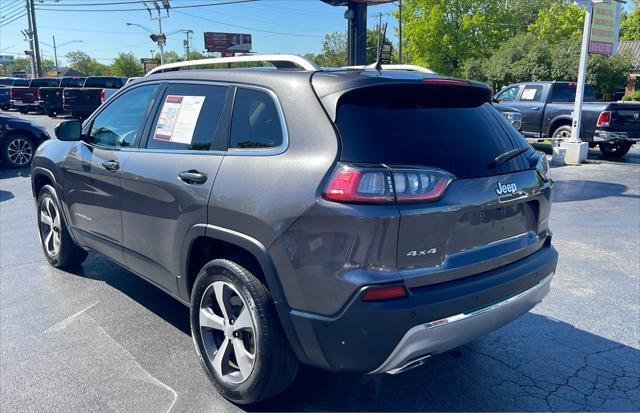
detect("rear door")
(63, 83), (160, 264)
(120, 82), (231, 293)
(333, 83), (548, 287)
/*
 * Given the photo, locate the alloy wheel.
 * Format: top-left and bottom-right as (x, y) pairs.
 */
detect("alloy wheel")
(552, 128), (571, 147)
(7, 138), (33, 166)
(199, 280), (256, 384)
(40, 197), (61, 257)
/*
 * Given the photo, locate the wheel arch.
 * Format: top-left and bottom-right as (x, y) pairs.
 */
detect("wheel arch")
(547, 116), (572, 138)
(31, 167), (56, 198)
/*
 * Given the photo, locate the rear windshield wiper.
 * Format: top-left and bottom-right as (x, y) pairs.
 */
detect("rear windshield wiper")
(488, 147), (529, 169)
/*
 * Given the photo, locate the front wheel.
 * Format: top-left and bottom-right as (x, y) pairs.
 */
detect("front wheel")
(191, 259), (299, 404)
(599, 141), (632, 159)
(37, 185), (88, 268)
(1, 134), (34, 168)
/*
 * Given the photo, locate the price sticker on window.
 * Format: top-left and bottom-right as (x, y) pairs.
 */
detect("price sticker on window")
(154, 95), (205, 144)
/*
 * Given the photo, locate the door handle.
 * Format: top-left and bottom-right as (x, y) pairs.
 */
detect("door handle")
(531, 107), (540, 111)
(101, 160), (120, 171)
(178, 170), (208, 184)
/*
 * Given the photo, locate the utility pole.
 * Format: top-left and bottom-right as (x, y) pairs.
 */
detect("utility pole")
(27, 0), (42, 77)
(345, 2), (367, 65)
(24, 1), (35, 78)
(398, 0), (403, 63)
(183, 29), (193, 60)
(143, 1), (169, 65)
(52, 35), (58, 78)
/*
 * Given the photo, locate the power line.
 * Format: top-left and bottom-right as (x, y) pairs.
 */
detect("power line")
(1, 7), (27, 23)
(34, 0), (258, 12)
(0, 12), (26, 28)
(1, 2), (25, 18)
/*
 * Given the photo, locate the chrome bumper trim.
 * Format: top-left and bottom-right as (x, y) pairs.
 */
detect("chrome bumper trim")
(594, 130), (638, 142)
(371, 273), (554, 375)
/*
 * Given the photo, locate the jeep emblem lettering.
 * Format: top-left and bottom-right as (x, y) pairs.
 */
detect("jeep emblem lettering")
(496, 182), (517, 196)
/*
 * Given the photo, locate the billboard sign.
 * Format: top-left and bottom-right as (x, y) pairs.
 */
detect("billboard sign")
(204, 32), (252, 53)
(589, 2), (617, 56)
(0, 54), (15, 65)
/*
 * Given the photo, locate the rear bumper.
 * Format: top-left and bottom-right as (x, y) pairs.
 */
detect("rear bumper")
(285, 242), (558, 373)
(594, 130), (640, 142)
(63, 104), (99, 114)
(11, 100), (42, 108)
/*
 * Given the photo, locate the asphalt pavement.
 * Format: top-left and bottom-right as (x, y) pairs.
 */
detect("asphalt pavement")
(1, 112), (639, 412)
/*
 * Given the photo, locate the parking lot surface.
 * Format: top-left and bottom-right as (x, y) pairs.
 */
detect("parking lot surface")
(1, 113), (639, 412)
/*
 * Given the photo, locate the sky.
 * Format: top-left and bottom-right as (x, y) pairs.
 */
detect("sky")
(0, 0), (400, 66)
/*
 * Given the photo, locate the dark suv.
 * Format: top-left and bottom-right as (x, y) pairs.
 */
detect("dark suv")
(31, 56), (558, 404)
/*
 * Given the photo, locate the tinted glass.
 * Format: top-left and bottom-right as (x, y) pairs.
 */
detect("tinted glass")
(497, 86), (519, 101)
(12, 79), (29, 86)
(550, 83), (596, 102)
(519, 85), (543, 101)
(147, 84), (228, 151)
(30, 79), (59, 87)
(88, 84), (158, 148)
(230, 88), (283, 149)
(84, 77), (124, 89)
(60, 77), (86, 87)
(335, 84), (529, 179)
(0, 79), (12, 86)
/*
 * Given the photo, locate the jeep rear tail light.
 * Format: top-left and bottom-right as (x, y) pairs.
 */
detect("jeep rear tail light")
(361, 285), (407, 301)
(597, 111), (611, 127)
(323, 163), (453, 204)
(35, 90), (40, 100)
(100, 89), (106, 102)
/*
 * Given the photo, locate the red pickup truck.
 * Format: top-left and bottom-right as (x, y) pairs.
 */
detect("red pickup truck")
(10, 78), (59, 114)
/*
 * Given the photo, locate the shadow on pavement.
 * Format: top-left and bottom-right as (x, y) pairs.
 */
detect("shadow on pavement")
(553, 180), (639, 203)
(65, 253), (639, 412)
(0, 167), (31, 180)
(0, 189), (14, 202)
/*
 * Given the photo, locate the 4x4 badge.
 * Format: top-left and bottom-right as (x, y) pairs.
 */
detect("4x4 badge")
(406, 249), (437, 257)
(496, 182), (517, 196)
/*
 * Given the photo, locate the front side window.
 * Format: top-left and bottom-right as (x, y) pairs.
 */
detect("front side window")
(519, 85), (543, 102)
(87, 84), (159, 148)
(497, 86), (519, 102)
(230, 88), (283, 149)
(147, 84), (228, 151)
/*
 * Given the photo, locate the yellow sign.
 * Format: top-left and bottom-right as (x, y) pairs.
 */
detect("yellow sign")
(590, 2), (617, 56)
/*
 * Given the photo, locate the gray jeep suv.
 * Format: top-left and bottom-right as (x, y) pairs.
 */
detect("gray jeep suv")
(31, 56), (558, 404)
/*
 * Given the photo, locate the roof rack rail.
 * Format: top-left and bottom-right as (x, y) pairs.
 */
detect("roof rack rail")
(342, 64), (436, 74)
(146, 54), (320, 76)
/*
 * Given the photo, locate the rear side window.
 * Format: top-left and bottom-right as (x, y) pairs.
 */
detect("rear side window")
(229, 88), (283, 149)
(147, 84), (228, 151)
(30, 79), (59, 87)
(12, 79), (29, 86)
(335, 84), (529, 179)
(60, 77), (86, 87)
(84, 77), (124, 89)
(550, 83), (596, 102)
(0, 79), (12, 86)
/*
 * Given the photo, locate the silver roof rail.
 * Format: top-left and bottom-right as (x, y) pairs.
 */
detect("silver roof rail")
(146, 54), (320, 76)
(342, 64), (436, 74)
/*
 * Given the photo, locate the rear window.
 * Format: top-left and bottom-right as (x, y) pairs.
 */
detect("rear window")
(334, 84), (530, 179)
(0, 79), (12, 86)
(60, 77), (86, 87)
(84, 77), (124, 89)
(30, 78), (59, 87)
(12, 79), (29, 87)
(550, 83), (596, 102)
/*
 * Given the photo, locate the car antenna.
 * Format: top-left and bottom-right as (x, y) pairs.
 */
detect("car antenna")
(365, 22), (388, 73)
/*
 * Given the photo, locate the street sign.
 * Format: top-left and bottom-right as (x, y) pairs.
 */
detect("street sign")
(144, 62), (159, 74)
(0, 55), (14, 65)
(380, 44), (392, 64)
(589, 1), (617, 56)
(204, 32), (252, 53)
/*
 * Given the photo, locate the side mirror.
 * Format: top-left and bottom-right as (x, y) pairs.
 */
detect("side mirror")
(55, 120), (82, 141)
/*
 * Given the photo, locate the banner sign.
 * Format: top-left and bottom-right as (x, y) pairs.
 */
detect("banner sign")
(589, 2), (617, 56)
(204, 32), (252, 53)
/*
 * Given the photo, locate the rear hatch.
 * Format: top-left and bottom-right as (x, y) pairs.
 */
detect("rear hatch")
(63, 88), (102, 107)
(317, 78), (553, 287)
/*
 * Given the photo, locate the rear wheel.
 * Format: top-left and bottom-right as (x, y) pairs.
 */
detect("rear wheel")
(46, 108), (58, 118)
(19, 108), (28, 114)
(191, 259), (299, 404)
(550, 125), (572, 147)
(1, 134), (34, 168)
(37, 185), (88, 268)
(599, 141), (632, 158)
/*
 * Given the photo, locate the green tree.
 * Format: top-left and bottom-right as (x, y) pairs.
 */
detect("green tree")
(111, 52), (143, 77)
(314, 29), (393, 68)
(528, 2), (584, 44)
(186, 50), (205, 60)
(3, 57), (32, 76)
(587, 53), (634, 100)
(65, 51), (108, 76)
(621, 7), (640, 41)
(153, 50), (181, 64)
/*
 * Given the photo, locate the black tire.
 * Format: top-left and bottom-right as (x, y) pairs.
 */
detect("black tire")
(46, 108), (58, 118)
(37, 185), (88, 268)
(550, 124), (572, 147)
(599, 141), (632, 159)
(191, 259), (299, 404)
(1, 134), (34, 168)
(19, 108), (28, 114)
(0, 105), (9, 111)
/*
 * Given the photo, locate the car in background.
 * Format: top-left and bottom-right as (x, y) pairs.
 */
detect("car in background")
(39, 77), (86, 118)
(495, 81), (640, 158)
(10, 78), (59, 114)
(11, 71), (27, 79)
(0, 113), (50, 168)
(494, 103), (522, 132)
(63, 76), (126, 119)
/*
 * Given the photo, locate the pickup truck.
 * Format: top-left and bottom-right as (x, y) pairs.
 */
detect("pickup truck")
(39, 77), (86, 118)
(495, 81), (640, 158)
(62, 76), (125, 119)
(10, 78), (59, 114)
(0, 78), (16, 111)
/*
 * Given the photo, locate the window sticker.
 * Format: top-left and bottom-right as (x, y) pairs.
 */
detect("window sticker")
(154, 95), (205, 144)
(521, 88), (538, 101)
